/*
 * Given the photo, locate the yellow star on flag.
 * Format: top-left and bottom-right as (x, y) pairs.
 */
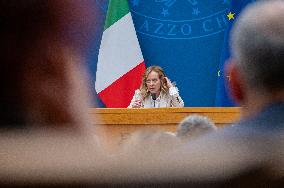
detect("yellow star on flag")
(227, 12), (235, 20)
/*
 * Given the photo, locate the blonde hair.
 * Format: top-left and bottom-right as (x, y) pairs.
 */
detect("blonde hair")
(139, 66), (169, 100)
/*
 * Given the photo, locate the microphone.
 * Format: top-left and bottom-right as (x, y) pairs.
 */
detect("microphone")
(151, 93), (157, 100)
(151, 93), (157, 107)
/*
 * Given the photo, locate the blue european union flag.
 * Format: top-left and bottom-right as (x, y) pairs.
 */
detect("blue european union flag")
(215, 0), (256, 106)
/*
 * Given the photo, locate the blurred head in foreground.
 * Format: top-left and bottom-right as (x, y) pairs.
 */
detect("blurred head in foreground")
(120, 129), (181, 158)
(227, 0), (284, 118)
(176, 115), (217, 141)
(0, 0), (99, 131)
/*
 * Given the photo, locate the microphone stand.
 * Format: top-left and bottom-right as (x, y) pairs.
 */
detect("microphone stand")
(151, 93), (157, 108)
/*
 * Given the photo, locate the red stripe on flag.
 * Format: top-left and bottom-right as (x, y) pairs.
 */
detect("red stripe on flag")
(98, 62), (146, 108)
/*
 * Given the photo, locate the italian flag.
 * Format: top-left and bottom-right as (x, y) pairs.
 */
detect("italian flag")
(95, 0), (146, 108)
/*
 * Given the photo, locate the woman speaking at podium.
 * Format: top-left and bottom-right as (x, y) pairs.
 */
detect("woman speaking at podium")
(128, 66), (184, 108)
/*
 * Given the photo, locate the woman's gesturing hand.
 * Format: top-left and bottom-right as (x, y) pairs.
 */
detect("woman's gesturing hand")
(164, 77), (174, 88)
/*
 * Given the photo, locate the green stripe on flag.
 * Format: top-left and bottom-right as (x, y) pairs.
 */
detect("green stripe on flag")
(104, 0), (130, 31)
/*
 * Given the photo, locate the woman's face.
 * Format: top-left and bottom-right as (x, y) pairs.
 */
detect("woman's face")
(146, 71), (161, 94)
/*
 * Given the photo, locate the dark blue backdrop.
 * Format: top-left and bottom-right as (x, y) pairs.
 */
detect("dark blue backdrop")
(215, 0), (256, 106)
(88, 0), (232, 107)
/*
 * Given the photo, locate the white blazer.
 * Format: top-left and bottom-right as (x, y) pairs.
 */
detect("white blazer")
(128, 87), (184, 108)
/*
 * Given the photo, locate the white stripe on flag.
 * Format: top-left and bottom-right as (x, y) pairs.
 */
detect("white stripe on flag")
(95, 13), (143, 93)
